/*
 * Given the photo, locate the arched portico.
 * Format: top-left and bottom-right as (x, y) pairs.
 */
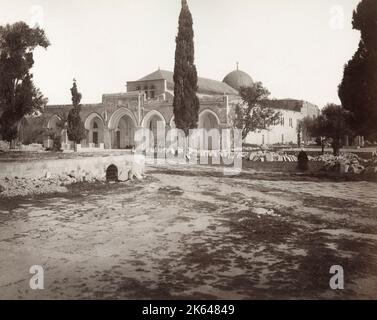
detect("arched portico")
(198, 109), (221, 150)
(47, 114), (69, 145)
(47, 114), (62, 130)
(108, 108), (137, 149)
(84, 113), (105, 147)
(142, 110), (166, 148)
(199, 109), (220, 129)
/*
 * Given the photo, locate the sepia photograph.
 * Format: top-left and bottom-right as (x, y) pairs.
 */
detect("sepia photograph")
(0, 0), (377, 307)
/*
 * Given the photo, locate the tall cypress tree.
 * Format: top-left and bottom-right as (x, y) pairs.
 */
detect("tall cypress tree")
(338, 0), (377, 138)
(173, 0), (199, 136)
(67, 79), (85, 149)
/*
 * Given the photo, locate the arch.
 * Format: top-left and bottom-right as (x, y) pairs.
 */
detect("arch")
(198, 109), (221, 129)
(142, 110), (166, 149)
(198, 109), (221, 151)
(106, 164), (118, 182)
(84, 113), (104, 146)
(47, 114), (62, 129)
(141, 110), (166, 128)
(108, 107), (137, 130)
(84, 112), (104, 130)
(169, 116), (176, 128)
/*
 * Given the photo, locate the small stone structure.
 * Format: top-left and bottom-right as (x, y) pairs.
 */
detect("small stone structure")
(0, 154), (139, 182)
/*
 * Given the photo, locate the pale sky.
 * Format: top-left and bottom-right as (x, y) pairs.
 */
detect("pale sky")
(0, 0), (361, 108)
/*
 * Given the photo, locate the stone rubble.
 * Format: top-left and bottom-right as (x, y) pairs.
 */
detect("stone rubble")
(0, 141), (10, 152)
(247, 150), (298, 162)
(315, 153), (377, 175)
(0, 166), (138, 198)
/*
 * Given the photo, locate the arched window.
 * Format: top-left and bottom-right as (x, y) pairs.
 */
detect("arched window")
(93, 122), (98, 129)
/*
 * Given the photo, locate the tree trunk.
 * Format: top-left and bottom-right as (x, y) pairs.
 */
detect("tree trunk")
(321, 138), (325, 155)
(332, 140), (340, 156)
(10, 139), (16, 149)
(297, 133), (301, 148)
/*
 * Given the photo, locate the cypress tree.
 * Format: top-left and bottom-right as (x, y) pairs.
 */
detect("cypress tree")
(173, 0), (199, 136)
(338, 0), (377, 139)
(67, 79), (86, 149)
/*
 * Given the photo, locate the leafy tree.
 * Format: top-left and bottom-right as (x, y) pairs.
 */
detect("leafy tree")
(0, 22), (49, 146)
(20, 117), (48, 145)
(67, 80), (85, 149)
(233, 84), (281, 141)
(173, 0), (199, 137)
(309, 104), (352, 156)
(338, 0), (377, 138)
(296, 116), (316, 147)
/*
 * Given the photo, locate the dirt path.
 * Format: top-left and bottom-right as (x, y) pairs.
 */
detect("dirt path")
(0, 165), (377, 299)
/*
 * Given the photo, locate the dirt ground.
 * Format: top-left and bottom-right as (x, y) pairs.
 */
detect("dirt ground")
(0, 163), (377, 299)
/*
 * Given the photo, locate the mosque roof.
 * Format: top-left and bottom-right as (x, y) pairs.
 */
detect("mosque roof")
(135, 69), (238, 96)
(222, 69), (254, 91)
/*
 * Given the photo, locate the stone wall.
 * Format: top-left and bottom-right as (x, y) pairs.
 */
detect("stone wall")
(0, 154), (137, 181)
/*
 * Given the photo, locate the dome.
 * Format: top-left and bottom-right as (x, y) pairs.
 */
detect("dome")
(223, 68), (254, 91)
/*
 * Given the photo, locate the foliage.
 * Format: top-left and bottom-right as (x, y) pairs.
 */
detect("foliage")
(0, 22), (49, 142)
(308, 104), (352, 155)
(20, 117), (48, 144)
(173, 0), (200, 136)
(233, 83), (281, 141)
(297, 116), (316, 145)
(338, 0), (377, 138)
(67, 80), (85, 145)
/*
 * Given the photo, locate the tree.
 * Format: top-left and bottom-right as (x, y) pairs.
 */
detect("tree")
(67, 80), (85, 150)
(233, 83), (281, 141)
(173, 0), (200, 137)
(296, 116), (316, 147)
(309, 104), (352, 156)
(338, 0), (377, 138)
(0, 22), (49, 146)
(20, 117), (48, 145)
(46, 113), (67, 151)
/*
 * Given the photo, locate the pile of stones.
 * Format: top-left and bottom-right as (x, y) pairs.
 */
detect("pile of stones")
(0, 170), (103, 198)
(248, 150), (297, 162)
(317, 153), (368, 174)
(0, 176), (68, 198)
(0, 140), (10, 152)
(364, 156), (377, 174)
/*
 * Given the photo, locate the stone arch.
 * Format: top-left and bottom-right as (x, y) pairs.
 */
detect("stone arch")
(108, 108), (137, 149)
(141, 110), (166, 128)
(47, 114), (62, 129)
(198, 109), (221, 150)
(46, 114), (68, 147)
(84, 113), (105, 146)
(198, 109), (221, 129)
(142, 110), (166, 148)
(84, 112), (104, 130)
(108, 108), (137, 130)
(106, 164), (118, 182)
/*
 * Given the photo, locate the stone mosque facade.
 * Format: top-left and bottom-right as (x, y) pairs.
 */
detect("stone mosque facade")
(42, 67), (319, 150)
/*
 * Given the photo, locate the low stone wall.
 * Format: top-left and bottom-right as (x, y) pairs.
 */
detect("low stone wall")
(0, 154), (141, 198)
(0, 154), (136, 180)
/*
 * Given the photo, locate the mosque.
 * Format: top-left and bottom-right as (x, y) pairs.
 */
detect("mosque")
(40, 65), (319, 151)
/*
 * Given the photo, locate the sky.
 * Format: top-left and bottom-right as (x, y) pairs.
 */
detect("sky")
(0, 0), (361, 108)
